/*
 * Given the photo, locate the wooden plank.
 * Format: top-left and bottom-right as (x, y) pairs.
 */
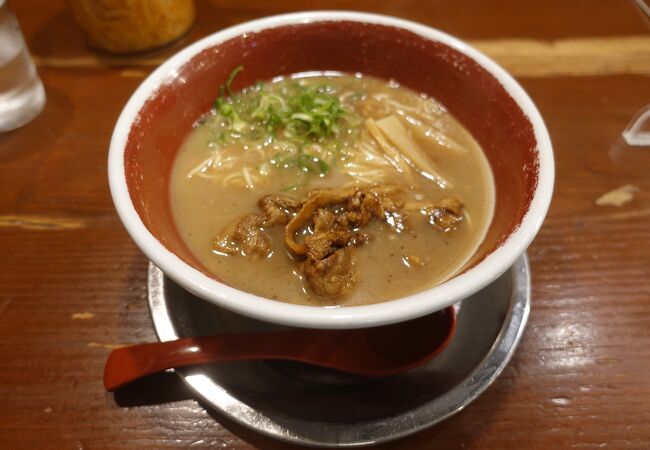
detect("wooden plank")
(1, 66), (649, 449)
(30, 35), (650, 77)
(473, 36), (650, 77)
(2, 0), (650, 449)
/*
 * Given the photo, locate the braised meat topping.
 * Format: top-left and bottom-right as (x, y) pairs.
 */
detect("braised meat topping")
(213, 214), (270, 258)
(213, 185), (464, 299)
(302, 247), (356, 297)
(421, 197), (464, 232)
(258, 195), (303, 225)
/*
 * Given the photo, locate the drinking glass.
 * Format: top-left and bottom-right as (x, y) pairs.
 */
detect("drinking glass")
(0, 0), (45, 132)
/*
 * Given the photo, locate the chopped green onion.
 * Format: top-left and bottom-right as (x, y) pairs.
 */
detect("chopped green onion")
(225, 65), (244, 96)
(209, 66), (361, 187)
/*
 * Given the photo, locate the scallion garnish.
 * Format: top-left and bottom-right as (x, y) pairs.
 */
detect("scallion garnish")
(209, 66), (361, 186)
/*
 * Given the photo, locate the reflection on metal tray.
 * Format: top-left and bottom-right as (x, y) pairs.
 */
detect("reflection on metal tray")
(148, 254), (530, 447)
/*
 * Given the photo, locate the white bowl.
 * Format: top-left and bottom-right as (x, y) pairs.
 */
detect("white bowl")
(108, 11), (554, 329)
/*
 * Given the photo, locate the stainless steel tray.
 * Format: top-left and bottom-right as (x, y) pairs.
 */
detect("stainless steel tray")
(148, 254), (530, 447)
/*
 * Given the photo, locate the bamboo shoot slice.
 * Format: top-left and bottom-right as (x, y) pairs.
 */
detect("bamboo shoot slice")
(375, 115), (451, 188)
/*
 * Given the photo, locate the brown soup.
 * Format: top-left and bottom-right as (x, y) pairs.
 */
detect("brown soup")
(170, 73), (494, 306)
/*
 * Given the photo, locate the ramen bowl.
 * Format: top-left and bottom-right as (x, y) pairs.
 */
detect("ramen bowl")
(108, 11), (554, 329)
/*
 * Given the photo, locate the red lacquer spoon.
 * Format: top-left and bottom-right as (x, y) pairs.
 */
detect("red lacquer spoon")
(104, 307), (455, 391)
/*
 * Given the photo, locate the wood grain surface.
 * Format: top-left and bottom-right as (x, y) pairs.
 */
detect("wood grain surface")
(1, 0), (649, 449)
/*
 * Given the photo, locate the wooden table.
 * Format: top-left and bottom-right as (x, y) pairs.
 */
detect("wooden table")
(2, 1), (649, 448)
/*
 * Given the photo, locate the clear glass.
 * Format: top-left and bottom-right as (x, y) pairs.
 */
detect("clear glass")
(0, 0), (45, 132)
(610, 0), (650, 174)
(609, 105), (650, 174)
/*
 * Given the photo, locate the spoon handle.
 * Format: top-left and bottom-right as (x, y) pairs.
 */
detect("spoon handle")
(103, 331), (304, 391)
(104, 308), (456, 392)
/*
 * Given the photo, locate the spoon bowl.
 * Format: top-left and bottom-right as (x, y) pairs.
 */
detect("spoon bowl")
(104, 306), (455, 391)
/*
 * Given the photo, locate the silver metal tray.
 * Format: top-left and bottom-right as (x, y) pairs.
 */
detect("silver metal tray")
(148, 254), (530, 447)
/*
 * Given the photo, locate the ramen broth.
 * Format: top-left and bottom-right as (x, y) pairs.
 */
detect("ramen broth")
(170, 73), (494, 306)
